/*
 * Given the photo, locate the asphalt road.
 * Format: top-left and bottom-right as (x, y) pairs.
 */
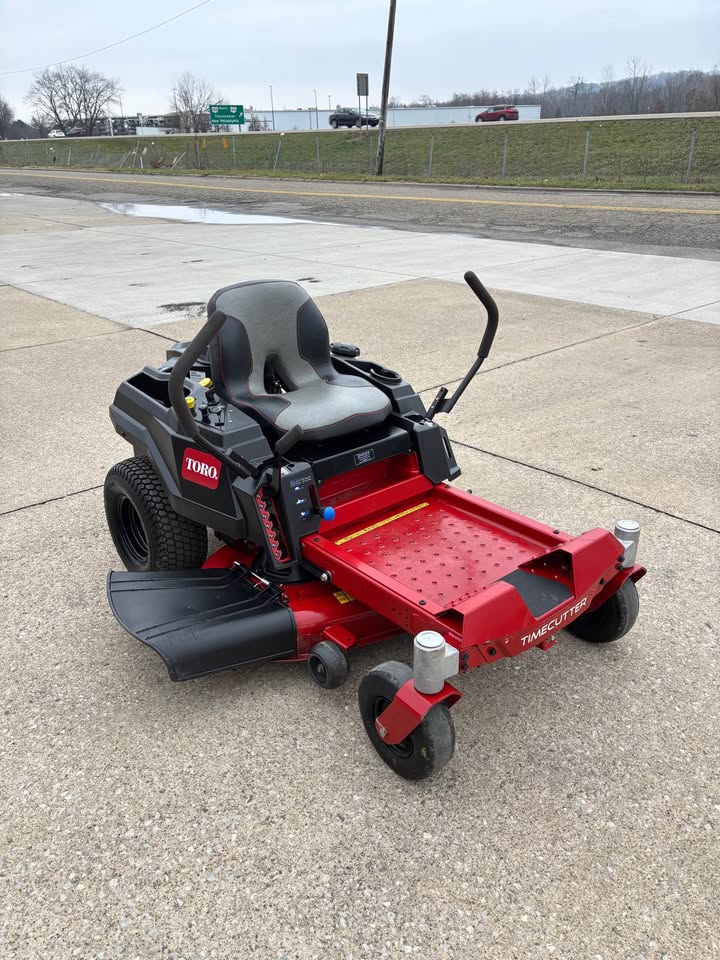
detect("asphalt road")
(2, 167), (719, 260)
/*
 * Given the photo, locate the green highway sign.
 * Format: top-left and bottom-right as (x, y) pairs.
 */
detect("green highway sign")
(209, 104), (245, 125)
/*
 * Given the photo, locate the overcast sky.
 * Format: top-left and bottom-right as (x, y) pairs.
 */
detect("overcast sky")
(2, 0), (719, 117)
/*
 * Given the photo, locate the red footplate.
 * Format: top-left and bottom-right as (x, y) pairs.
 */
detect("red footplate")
(303, 482), (625, 659)
(330, 496), (541, 607)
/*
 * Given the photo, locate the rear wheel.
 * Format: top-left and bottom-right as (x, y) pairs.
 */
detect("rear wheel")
(331, 119), (339, 129)
(566, 579), (639, 643)
(358, 661), (455, 780)
(105, 456), (208, 571)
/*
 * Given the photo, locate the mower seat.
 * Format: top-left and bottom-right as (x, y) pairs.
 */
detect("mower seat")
(207, 280), (391, 442)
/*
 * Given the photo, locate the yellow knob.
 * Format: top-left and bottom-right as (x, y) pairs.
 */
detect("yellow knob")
(185, 396), (196, 410)
(199, 377), (213, 389)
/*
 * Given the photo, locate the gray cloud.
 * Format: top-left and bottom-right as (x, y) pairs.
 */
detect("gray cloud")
(3, 0), (719, 117)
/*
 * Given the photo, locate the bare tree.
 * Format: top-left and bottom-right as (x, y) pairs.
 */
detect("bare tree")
(623, 57), (651, 113)
(598, 65), (615, 114)
(25, 65), (120, 133)
(661, 72), (684, 113)
(569, 75), (588, 114)
(704, 65), (720, 109)
(30, 112), (51, 136)
(438, 65), (717, 118)
(171, 73), (217, 133)
(0, 94), (14, 138)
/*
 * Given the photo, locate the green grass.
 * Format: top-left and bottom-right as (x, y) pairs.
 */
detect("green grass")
(1, 116), (718, 191)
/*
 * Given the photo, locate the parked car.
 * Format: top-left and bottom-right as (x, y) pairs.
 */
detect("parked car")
(66, 126), (88, 137)
(475, 105), (519, 122)
(47, 129), (66, 138)
(329, 108), (379, 129)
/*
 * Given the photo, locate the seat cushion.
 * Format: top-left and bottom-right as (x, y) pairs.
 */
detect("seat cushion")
(271, 378), (391, 441)
(208, 279), (391, 442)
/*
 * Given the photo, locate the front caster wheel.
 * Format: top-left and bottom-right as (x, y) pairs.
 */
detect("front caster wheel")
(308, 641), (349, 689)
(566, 578), (639, 643)
(358, 661), (455, 781)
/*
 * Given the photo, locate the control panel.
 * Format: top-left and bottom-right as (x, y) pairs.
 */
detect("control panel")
(285, 469), (316, 523)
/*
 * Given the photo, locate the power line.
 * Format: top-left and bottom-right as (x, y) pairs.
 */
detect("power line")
(0, 0), (213, 76)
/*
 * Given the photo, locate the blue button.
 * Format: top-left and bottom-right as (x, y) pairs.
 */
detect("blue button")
(320, 506), (336, 522)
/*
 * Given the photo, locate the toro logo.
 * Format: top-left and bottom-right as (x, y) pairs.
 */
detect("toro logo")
(182, 448), (221, 490)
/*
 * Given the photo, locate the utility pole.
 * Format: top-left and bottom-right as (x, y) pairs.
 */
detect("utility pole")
(313, 89), (319, 129)
(269, 85), (276, 131)
(375, 0), (397, 175)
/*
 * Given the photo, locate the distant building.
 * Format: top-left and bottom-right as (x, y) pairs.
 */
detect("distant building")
(94, 113), (182, 136)
(90, 104), (543, 137)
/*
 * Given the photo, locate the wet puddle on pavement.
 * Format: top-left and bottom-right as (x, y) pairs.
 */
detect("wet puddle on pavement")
(98, 202), (312, 225)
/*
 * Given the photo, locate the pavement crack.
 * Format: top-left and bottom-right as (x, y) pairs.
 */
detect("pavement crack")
(0, 325), (131, 354)
(0, 484), (104, 518)
(138, 326), (180, 342)
(451, 439), (720, 535)
(418, 315), (661, 394)
(657, 298), (720, 318)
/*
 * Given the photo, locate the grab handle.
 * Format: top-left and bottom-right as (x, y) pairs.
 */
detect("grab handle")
(427, 271), (499, 419)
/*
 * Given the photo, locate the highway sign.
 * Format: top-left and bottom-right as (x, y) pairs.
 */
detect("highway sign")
(210, 104), (245, 125)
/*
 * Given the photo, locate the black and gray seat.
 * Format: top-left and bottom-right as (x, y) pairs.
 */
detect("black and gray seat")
(208, 280), (391, 442)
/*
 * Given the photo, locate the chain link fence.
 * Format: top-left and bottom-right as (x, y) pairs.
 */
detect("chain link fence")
(1, 119), (718, 188)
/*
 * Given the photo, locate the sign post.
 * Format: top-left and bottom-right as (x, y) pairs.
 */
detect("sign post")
(209, 104), (245, 129)
(357, 73), (369, 132)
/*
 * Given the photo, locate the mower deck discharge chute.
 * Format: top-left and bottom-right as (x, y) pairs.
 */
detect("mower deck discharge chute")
(105, 272), (645, 780)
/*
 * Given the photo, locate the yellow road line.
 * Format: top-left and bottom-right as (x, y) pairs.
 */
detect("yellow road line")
(3, 169), (720, 216)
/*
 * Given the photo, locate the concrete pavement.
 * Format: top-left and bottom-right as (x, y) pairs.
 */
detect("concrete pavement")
(1, 189), (718, 960)
(0, 192), (718, 326)
(2, 167), (720, 259)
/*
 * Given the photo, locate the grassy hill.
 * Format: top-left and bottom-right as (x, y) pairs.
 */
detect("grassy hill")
(1, 116), (718, 190)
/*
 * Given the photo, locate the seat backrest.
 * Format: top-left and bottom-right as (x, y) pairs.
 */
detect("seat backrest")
(208, 280), (335, 400)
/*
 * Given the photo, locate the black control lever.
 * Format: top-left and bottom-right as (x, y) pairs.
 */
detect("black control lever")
(273, 423), (305, 460)
(252, 424), (306, 496)
(168, 309), (260, 480)
(427, 271), (499, 419)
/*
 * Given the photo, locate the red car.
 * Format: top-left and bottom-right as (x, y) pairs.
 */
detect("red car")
(475, 105), (519, 122)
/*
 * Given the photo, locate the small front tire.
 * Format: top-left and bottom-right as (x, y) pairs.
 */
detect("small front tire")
(358, 661), (455, 780)
(308, 641), (349, 689)
(566, 578), (639, 643)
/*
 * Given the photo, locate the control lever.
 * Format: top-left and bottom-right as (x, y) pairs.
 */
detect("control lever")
(274, 423), (304, 460)
(427, 271), (499, 419)
(256, 424), (305, 496)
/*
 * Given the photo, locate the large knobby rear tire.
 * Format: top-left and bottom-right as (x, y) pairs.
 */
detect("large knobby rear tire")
(358, 661), (455, 780)
(105, 456), (208, 571)
(566, 578), (639, 643)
